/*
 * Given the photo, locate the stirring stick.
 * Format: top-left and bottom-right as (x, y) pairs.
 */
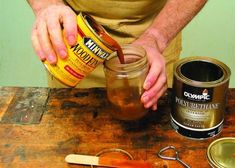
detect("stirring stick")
(65, 154), (153, 168)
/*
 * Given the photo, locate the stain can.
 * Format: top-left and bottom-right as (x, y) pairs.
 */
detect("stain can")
(171, 56), (231, 139)
(44, 12), (116, 87)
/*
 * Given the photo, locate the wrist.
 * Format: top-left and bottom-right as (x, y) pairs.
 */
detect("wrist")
(145, 28), (169, 53)
(27, 0), (65, 15)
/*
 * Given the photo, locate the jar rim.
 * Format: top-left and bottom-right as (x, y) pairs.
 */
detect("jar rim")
(104, 44), (148, 73)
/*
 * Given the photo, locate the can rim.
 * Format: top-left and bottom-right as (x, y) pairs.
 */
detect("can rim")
(207, 137), (235, 168)
(44, 63), (77, 87)
(174, 56), (231, 87)
(80, 12), (117, 52)
(104, 44), (148, 74)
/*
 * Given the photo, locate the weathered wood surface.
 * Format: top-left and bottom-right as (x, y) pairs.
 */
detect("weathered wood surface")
(0, 87), (234, 168)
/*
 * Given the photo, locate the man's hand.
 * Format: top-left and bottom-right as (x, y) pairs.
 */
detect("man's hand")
(133, 31), (167, 111)
(133, 0), (207, 111)
(28, 1), (77, 64)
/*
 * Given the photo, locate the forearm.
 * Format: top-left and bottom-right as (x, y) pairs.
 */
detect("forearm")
(148, 0), (207, 52)
(27, 0), (65, 15)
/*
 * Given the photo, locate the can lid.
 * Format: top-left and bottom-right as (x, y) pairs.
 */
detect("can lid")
(207, 137), (235, 168)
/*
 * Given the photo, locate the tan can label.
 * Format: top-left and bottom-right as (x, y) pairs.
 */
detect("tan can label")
(44, 13), (114, 87)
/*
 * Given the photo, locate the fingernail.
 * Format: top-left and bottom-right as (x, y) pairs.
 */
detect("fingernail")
(144, 103), (150, 109)
(59, 50), (67, 59)
(68, 35), (76, 45)
(48, 54), (56, 64)
(142, 96), (149, 103)
(144, 81), (151, 90)
(38, 51), (46, 61)
(152, 104), (157, 111)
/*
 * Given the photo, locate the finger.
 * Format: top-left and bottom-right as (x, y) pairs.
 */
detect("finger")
(62, 8), (77, 46)
(151, 104), (157, 111)
(143, 57), (164, 91)
(143, 69), (160, 91)
(37, 20), (57, 64)
(143, 82), (167, 109)
(141, 72), (167, 108)
(47, 17), (67, 59)
(31, 25), (46, 61)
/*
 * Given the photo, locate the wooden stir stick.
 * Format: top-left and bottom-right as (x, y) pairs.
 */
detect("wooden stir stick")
(65, 154), (154, 168)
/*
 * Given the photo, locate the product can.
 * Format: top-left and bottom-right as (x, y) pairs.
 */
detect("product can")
(44, 12), (116, 87)
(171, 56), (231, 139)
(207, 137), (235, 167)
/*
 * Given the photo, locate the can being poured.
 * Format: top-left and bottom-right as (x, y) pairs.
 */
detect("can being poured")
(171, 56), (231, 139)
(44, 12), (123, 87)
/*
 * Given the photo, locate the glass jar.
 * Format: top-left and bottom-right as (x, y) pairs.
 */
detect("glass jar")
(104, 44), (149, 121)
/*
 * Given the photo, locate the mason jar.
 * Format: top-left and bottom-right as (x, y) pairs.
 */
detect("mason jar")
(103, 44), (149, 121)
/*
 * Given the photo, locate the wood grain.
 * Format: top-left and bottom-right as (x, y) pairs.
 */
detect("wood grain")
(0, 87), (234, 168)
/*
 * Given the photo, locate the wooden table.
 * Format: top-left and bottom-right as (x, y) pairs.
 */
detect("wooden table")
(0, 87), (234, 168)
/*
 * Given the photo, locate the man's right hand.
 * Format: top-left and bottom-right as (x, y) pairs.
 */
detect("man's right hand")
(28, 1), (77, 64)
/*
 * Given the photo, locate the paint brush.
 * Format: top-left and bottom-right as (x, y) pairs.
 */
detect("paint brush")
(65, 154), (153, 168)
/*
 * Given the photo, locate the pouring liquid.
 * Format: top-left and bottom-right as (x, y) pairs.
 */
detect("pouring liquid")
(90, 18), (147, 121)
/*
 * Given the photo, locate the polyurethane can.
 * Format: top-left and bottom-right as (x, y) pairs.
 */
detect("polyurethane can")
(44, 12), (116, 87)
(171, 56), (231, 139)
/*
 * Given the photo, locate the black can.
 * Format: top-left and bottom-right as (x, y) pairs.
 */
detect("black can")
(171, 56), (231, 139)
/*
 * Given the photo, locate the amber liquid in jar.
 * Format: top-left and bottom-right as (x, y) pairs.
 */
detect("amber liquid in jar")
(104, 44), (149, 121)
